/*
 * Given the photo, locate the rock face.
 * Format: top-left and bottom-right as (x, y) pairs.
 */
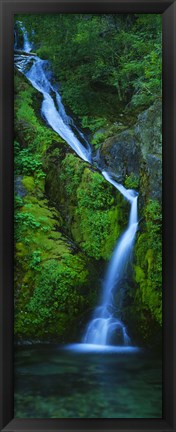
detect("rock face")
(101, 130), (141, 179)
(101, 100), (162, 202)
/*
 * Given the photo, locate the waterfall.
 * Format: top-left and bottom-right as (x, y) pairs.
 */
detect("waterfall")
(14, 26), (91, 163)
(14, 30), (18, 50)
(17, 21), (32, 53)
(23, 28), (31, 53)
(83, 176), (138, 346)
(14, 25), (139, 349)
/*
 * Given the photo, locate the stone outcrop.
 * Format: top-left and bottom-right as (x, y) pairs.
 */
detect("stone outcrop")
(100, 100), (162, 202)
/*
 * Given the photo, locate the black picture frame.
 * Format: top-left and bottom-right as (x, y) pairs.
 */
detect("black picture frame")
(0, 0), (176, 431)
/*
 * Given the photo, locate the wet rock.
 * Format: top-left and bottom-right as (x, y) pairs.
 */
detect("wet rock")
(14, 175), (26, 197)
(101, 130), (141, 179)
(145, 154), (162, 201)
(100, 101), (162, 202)
(110, 326), (124, 345)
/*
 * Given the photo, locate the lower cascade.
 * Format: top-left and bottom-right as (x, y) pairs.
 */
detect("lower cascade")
(14, 23), (138, 350)
(83, 176), (138, 346)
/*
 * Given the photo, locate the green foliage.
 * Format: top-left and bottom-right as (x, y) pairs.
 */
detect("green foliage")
(60, 154), (86, 197)
(14, 73), (62, 196)
(91, 132), (106, 149)
(77, 170), (113, 209)
(22, 256), (89, 338)
(14, 191), (90, 340)
(74, 168), (125, 259)
(29, 250), (41, 270)
(134, 199), (162, 329)
(124, 173), (140, 190)
(15, 147), (42, 175)
(81, 116), (107, 132)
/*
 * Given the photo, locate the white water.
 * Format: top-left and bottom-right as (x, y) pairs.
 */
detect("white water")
(64, 344), (140, 354)
(83, 172), (138, 346)
(17, 21), (32, 53)
(102, 171), (136, 203)
(14, 25), (139, 349)
(14, 30), (18, 50)
(14, 25), (91, 163)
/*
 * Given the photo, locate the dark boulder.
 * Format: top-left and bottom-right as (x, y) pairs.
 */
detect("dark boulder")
(100, 100), (162, 202)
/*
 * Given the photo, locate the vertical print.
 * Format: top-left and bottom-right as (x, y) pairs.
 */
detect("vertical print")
(14, 14), (162, 418)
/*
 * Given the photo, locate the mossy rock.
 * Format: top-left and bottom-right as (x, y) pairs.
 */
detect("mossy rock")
(45, 151), (128, 260)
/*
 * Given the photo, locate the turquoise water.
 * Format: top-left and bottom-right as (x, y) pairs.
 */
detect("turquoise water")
(14, 344), (162, 418)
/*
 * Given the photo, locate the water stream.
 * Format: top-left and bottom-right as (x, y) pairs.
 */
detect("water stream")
(83, 183), (138, 346)
(14, 24), (138, 349)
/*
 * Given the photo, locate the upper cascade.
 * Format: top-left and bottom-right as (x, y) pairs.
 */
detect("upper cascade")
(14, 25), (92, 163)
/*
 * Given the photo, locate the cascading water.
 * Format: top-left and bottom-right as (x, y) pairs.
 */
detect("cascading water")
(15, 21), (32, 53)
(22, 26), (32, 53)
(83, 173), (138, 346)
(14, 25), (139, 350)
(14, 30), (18, 50)
(14, 24), (91, 163)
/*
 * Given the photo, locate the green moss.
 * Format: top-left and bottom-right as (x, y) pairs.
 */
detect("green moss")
(124, 173), (140, 190)
(22, 176), (35, 193)
(91, 132), (106, 149)
(60, 154), (87, 197)
(14, 73), (59, 154)
(45, 150), (127, 261)
(14, 189), (92, 340)
(75, 168), (126, 259)
(132, 199), (162, 337)
(20, 256), (89, 339)
(135, 265), (145, 284)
